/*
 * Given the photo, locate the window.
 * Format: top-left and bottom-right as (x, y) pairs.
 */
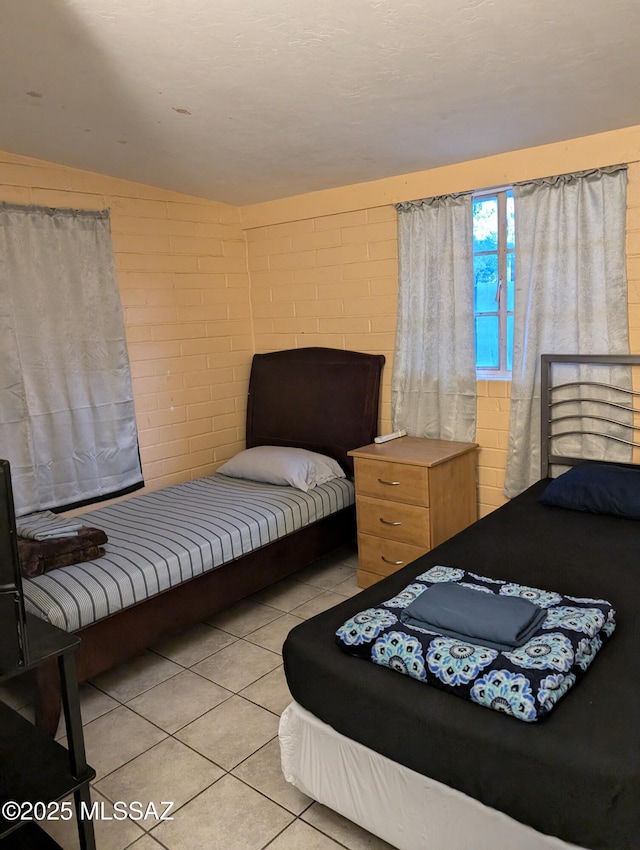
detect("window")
(0, 204), (143, 515)
(473, 189), (514, 375)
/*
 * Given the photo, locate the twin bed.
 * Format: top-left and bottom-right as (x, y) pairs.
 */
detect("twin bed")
(24, 346), (384, 734)
(280, 355), (640, 850)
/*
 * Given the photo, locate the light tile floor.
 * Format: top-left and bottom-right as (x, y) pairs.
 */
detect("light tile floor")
(1, 544), (396, 850)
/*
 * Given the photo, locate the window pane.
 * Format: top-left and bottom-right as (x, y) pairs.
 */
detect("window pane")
(473, 197), (498, 252)
(474, 254), (498, 312)
(506, 252), (515, 312)
(506, 190), (515, 249)
(475, 315), (499, 368)
(507, 314), (514, 371)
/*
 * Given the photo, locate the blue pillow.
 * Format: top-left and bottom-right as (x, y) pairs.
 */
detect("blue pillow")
(539, 462), (640, 519)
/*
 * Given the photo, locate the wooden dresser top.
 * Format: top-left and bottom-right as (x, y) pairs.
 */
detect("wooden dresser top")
(348, 436), (478, 467)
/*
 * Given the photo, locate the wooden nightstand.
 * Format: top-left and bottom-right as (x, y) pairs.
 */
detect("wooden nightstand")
(348, 436), (478, 588)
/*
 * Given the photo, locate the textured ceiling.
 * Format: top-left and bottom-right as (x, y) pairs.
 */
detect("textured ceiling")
(2, 0), (640, 205)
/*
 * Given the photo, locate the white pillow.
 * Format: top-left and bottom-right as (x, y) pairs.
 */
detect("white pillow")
(217, 446), (345, 492)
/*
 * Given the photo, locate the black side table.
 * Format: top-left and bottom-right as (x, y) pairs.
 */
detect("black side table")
(0, 613), (96, 849)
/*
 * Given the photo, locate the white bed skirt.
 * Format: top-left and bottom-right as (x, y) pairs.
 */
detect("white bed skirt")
(279, 701), (585, 850)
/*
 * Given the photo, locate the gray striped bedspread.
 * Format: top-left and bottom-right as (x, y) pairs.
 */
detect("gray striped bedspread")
(23, 473), (355, 633)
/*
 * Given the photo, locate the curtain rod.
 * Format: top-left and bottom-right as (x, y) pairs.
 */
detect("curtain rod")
(397, 163), (628, 208)
(0, 202), (109, 218)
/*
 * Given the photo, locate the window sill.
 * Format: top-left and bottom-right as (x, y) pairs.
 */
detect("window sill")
(476, 370), (512, 381)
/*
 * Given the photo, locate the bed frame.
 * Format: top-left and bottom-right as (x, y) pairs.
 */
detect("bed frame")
(540, 352), (640, 475)
(34, 346), (384, 736)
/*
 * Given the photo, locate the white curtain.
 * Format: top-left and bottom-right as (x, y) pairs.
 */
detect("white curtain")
(505, 167), (629, 497)
(0, 204), (143, 515)
(393, 196), (476, 442)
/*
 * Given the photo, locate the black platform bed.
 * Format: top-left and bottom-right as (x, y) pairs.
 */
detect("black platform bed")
(283, 355), (640, 850)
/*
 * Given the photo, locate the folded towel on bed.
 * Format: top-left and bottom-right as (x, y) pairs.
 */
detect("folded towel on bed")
(18, 526), (108, 577)
(399, 582), (547, 651)
(17, 510), (84, 540)
(335, 565), (616, 722)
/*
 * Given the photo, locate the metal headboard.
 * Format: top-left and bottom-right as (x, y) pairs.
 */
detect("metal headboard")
(540, 354), (640, 478)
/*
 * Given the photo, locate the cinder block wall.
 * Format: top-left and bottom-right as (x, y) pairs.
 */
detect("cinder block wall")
(247, 207), (398, 429)
(0, 151), (252, 494)
(242, 128), (640, 517)
(3, 126), (640, 516)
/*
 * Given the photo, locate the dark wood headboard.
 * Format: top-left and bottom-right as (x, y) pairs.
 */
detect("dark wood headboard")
(246, 347), (385, 477)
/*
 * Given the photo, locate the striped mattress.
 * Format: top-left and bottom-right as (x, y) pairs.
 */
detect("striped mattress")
(22, 473), (355, 633)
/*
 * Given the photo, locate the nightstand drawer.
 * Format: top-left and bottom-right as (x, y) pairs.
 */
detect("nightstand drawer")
(353, 458), (429, 506)
(356, 495), (430, 547)
(357, 533), (428, 577)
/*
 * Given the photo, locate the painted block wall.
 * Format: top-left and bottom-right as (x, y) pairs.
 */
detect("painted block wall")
(0, 150), (252, 494)
(3, 125), (640, 517)
(246, 207), (398, 428)
(243, 128), (640, 517)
